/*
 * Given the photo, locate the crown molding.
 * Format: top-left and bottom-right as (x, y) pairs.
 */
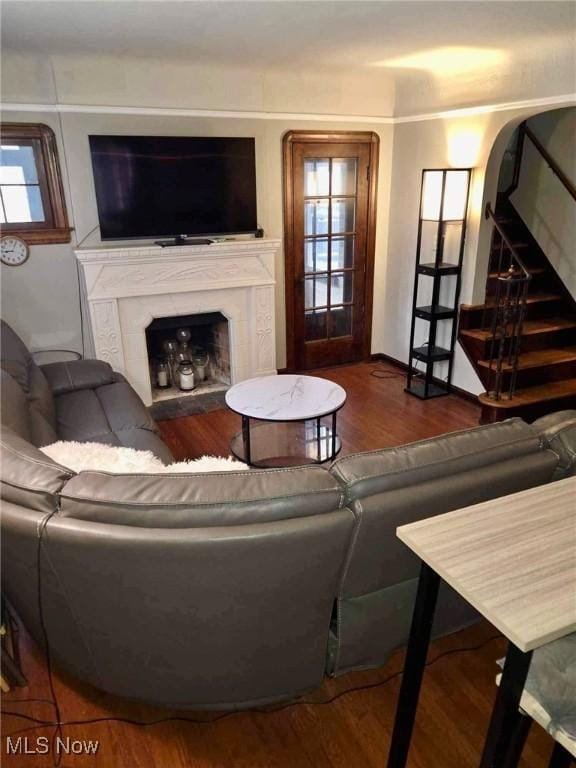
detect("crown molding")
(1, 93), (574, 125)
(0, 102), (394, 124)
(393, 93), (576, 124)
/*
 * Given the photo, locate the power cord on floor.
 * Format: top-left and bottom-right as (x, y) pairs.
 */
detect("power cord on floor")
(370, 367), (406, 380)
(369, 360), (407, 380)
(2, 510), (503, 763)
(2, 632), (503, 733)
(370, 362), (427, 381)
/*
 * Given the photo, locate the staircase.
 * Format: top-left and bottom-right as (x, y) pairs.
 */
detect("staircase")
(459, 195), (576, 423)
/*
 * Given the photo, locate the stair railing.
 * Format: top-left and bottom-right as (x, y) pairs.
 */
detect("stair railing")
(507, 122), (576, 201)
(484, 203), (532, 401)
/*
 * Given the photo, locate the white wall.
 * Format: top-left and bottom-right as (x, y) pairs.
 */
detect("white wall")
(1, 51), (396, 117)
(0, 108), (83, 353)
(511, 108), (576, 297)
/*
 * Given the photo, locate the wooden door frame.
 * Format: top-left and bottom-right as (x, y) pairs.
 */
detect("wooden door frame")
(282, 130), (379, 371)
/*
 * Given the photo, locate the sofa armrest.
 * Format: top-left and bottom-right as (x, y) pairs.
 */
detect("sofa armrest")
(533, 410), (576, 478)
(41, 360), (117, 396)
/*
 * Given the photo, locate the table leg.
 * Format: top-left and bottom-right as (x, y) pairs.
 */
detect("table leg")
(501, 713), (531, 768)
(1, 646), (27, 687)
(548, 742), (575, 768)
(386, 562), (441, 768)
(479, 642), (533, 768)
(331, 411), (337, 459)
(241, 415), (252, 465)
(316, 417), (322, 462)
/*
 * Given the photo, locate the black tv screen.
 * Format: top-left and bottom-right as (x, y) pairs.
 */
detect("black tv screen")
(89, 135), (257, 240)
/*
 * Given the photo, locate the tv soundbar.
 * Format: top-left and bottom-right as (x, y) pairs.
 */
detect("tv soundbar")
(155, 236), (214, 247)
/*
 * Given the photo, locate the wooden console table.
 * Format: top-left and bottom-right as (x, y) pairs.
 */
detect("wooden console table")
(387, 476), (576, 768)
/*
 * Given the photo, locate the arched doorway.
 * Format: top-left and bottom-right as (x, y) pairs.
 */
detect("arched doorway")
(459, 106), (576, 423)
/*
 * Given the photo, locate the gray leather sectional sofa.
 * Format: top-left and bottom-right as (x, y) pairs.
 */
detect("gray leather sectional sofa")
(1, 319), (575, 709)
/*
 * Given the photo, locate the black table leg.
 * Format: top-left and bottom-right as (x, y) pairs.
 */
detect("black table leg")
(241, 415), (252, 465)
(479, 642), (533, 768)
(1, 646), (27, 687)
(548, 742), (575, 768)
(502, 713), (531, 768)
(331, 411), (337, 459)
(386, 561), (441, 768)
(316, 417), (322, 462)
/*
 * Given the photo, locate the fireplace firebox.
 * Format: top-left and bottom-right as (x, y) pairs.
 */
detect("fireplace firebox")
(146, 313), (231, 402)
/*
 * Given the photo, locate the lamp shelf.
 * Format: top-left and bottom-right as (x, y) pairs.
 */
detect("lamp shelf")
(406, 167), (472, 400)
(411, 345), (453, 363)
(414, 305), (456, 321)
(405, 380), (450, 399)
(416, 262), (460, 276)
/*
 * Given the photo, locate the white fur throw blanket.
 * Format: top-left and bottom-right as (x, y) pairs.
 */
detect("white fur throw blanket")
(41, 441), (248, 474)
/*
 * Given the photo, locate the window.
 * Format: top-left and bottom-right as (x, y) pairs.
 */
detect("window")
(0, 123), (71, 244)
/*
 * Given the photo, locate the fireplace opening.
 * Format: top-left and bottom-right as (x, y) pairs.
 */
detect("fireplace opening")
(146, 312), (231, 402)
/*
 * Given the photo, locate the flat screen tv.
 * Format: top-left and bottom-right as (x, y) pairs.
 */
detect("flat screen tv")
(89, 135), (257, 240)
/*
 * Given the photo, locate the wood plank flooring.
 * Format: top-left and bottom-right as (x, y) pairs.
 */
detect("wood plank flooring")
(158, 361), (482, 460)
(1, 361), (555, 767)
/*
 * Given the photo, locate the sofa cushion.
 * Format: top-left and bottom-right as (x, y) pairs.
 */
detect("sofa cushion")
(54, 376), (172, 462)
(0, 320), (57, 446)
(109, 428), (175, 464)
(0, 427), (74, 513)
(28, 364), (58, 445)
(330, 418), (545, 501)
(0, 319), (33, 392)
(1, 370), (31, 442)
(41, 359), (116, 396)
(59, 465), (344, 527)
(341, 451), (559, 600)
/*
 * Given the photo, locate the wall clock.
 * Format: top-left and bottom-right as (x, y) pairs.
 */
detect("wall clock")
(1, 236), (30, 266)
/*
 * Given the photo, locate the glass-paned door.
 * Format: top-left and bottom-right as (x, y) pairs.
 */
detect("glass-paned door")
(286, 137), (375, 369)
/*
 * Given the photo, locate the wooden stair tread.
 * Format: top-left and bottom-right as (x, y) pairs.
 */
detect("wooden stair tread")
(461, 293), (562, 313)
(460, 317), (576, 341)
(487, 266), (546, 279)
(477, 347), (576, 371)
(484, 292), (562, 308)
(479, 379), (576, 408)
(471, 200), (576, 422)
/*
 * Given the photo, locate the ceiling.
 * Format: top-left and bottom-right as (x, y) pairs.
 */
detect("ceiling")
(2, 1), (574, 74)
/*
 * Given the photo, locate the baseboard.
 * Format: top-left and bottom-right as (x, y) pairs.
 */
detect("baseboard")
(370, 353), (479, 406)
(370, 352), (408, 371)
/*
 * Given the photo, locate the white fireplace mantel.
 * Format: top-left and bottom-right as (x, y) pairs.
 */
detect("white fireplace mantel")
(76, 239), (280, 405)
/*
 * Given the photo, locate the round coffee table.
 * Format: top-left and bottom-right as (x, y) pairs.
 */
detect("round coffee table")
(225, 374), (346, 467)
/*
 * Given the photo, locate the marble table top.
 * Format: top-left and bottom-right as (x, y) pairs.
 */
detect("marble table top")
(225, 375), (347, 421)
